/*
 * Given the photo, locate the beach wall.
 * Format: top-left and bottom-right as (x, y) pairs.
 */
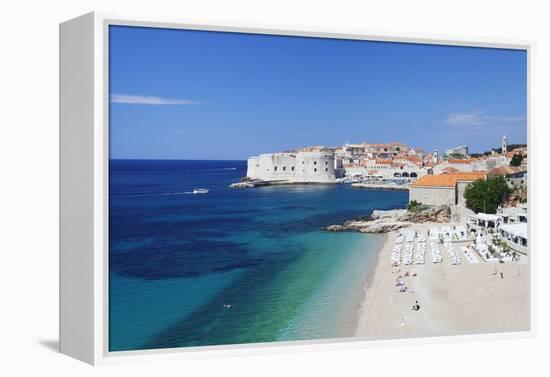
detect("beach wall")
(409, 186), (455, 205)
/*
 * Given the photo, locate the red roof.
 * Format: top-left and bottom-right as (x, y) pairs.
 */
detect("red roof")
(412, 172), (486, 188)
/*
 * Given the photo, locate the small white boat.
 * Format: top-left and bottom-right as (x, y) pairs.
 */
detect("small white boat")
(192, 188), (209, 194)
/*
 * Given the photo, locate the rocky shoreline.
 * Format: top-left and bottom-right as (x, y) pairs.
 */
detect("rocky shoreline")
(323, 205), (451, 234)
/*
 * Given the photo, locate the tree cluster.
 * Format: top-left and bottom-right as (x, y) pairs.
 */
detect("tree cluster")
(464, 176), (510, 214)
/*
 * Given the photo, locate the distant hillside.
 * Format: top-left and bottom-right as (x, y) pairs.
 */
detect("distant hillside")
(470, 144), (527, 157)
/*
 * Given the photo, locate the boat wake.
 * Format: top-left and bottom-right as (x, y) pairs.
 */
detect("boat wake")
(114, 192), (196, 198)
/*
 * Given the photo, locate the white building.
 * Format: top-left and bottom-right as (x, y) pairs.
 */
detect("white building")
(466, 205), (528, 254)
(445, 145), (469, 157)
(247, 150), (340, 183)
(466, 213), (503, 232)
(500, 223), (528, 253)
(432, 155), (509, 175)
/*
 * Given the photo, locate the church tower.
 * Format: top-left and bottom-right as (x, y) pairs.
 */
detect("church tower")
(501, 135), (508, 155)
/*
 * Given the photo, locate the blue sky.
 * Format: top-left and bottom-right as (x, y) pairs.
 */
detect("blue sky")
(109, 25), (527, 160)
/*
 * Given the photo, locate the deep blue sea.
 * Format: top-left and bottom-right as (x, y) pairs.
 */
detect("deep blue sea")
(109, 160), (408, 351)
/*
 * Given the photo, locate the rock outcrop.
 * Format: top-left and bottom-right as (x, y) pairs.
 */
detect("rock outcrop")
(401, 205), (451, 223)
(323, 205), (451, 234)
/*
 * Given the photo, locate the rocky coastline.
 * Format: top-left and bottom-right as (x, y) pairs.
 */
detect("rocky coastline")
(323, 205), (451, 234)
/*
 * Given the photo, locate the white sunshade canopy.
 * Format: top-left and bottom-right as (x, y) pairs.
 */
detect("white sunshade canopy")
(500, 223), (528, 239)
(475, 213), (502, 222)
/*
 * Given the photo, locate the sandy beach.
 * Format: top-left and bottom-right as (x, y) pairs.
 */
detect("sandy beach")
(356, 222), (529, 339)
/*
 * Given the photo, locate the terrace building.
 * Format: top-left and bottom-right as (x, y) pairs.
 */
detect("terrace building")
(409, 172), (487, 206)
(487, 166), (528, 189)
(500, 223), (528, 254)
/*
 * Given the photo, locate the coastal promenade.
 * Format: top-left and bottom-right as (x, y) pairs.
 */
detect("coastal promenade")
(356, 222), (528, 339)
(351, 182), (409, 191)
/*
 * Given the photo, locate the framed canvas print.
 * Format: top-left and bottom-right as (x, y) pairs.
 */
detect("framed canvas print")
(59, 12), (534, 365)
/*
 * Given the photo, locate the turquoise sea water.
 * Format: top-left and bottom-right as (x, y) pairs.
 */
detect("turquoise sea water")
(109, 160), (408, 351)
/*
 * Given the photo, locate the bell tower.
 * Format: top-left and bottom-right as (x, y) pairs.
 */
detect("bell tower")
(502, 135), (508, 155)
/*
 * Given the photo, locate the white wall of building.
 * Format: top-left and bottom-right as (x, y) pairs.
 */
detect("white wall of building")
(409, 186), (455, 206)
(247, 151), (336, 183)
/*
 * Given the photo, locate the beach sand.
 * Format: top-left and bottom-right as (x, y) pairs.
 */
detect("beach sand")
(356, 223), (529, 339)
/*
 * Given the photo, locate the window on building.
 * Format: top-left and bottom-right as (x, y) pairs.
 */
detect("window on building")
(325, 168), (328, 172)
(314, 168), (317, 172)
(283, 166), (286, 171)
(325, 161), (328, 165)
(314, 161), (317, 165)
(274, 166), (278, 171)
(291, 167), (295, 171)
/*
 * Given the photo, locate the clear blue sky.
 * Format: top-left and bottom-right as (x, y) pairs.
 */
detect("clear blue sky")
(109, 25), (527, 160)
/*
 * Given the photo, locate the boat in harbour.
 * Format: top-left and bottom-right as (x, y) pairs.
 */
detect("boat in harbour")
(192, 188), (209, 194)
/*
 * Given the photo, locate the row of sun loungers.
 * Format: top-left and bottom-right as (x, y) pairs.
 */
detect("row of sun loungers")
(393, 229), (519, 267)
(429, 226), (470, 243)
(414, 241), (426, 264)
(430, 242), (442, 263)
(444, 241), (461, 265)
(393, 229), (429, 266)
(391, 243), (402, 266)
(402, 243), (415, 265)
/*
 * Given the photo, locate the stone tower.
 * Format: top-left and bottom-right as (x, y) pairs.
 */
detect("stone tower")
(502, 135), (508, 155)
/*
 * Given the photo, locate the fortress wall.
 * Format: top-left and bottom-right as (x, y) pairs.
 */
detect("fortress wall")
(293, 151), (336, 183)
(246, 151), (336, 183)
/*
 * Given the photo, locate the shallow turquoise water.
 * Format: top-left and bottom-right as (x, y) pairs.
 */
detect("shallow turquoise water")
(109, 160), (407, 351)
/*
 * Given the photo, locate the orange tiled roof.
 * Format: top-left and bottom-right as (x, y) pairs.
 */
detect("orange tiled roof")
(412, 172), (486, 188)
(375, 159), (393, 164)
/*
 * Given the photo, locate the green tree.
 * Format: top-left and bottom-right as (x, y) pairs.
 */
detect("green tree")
(463, 176), (510, 214)
(510, 154), (524, 167)
(408, 200), (422, 212)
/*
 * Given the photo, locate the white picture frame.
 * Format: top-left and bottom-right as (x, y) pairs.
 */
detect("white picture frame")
(59, 11), (536, 365)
